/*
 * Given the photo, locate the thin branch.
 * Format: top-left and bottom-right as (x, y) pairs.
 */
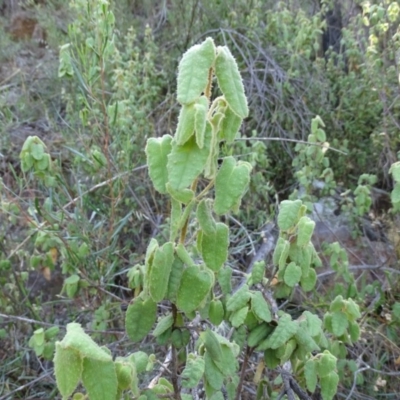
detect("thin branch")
(236, 136), (347, 154)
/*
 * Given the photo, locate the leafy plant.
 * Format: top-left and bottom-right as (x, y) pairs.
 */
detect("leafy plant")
(53, 37), (361, 400)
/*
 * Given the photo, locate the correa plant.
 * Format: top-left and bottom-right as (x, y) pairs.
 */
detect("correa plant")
(52, 38), (361, 400)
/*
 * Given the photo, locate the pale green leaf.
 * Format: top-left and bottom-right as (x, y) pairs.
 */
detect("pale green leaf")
(181, 354), (205, 388)
(297, 216), (315, 247)
(261, 314), (298, 350)
(166, 184), (194, 205)
(81, 357), (118, 400)
(170, 197), (182, 242)
(167, 129), (211, 191)
(126, 298), (157, 343)
(202, 329), (223, 362)
(217, 267), (232, 295)
(391, 184), (400, 204)
(251, 291), (272, 322)
(149, 242), (174, 302)
(176, 267), (213, 314)
(54, 343), (82, 399)
(250, 260), (265, 284)
(300, 268), (317, 292)
(331, 311), (349, 337)
(153, 314), (174, 337)
(277, 200), (302, 231)
(31, 143), (45, 160)
(214, 344), (238, 376)
(230, 306), (248, 327)
(196, 198), (216, 235)
(61, 323), (112, 361)
(320, 371), (339, 400)
(302, 311), (323, 337)
(145, 135), (172, 194)
(214, 156), (251, 215)
(166, 257), (184, 302)
(209, 299), (224, 326)
(201, 222), (229, 272)
(318, 351), (337, 378)
(304, 359), (318, 392)
(219, 106), (243, 144)
(226, 284), (251, 312)
(389, 162), (400, 182)
(215, 46), (248, 118)
(283, 262), (302, 287)
(204, 351), (224, 390)
(177, 37), (216, 105)
(194, 96), (209, 148)
(175, 103), (196, 145)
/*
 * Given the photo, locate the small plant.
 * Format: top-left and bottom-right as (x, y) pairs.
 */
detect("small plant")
(53, 37), (361, 400)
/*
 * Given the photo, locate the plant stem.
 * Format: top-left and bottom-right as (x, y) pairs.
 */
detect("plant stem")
(235, 345), (253, 400)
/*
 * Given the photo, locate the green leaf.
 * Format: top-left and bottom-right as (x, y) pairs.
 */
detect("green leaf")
(296, 216), (315, 247)
(230, 306), (248, 327)
(247, 323), (273, 348)
(129, 352), (149, 374)
(209, 299), (224, 325)
(201, 222), (229, 272)
(214, 344), (238, 376)
(251, 291), (272, 322)
(177, 266), (213, 314)
(126, 298), (157, 343)
(60, 323), (112, 361)
(283, 262), (302, 287)
(344, 298), (361, 320)
(215, 46), (248, 118)
(167, 130), (211, 191)
(214, 156), (252, 215)
(194, 96), (209, 148)
(175, 103), (196, 145)
(389, 162), (400, 182)
(304, 359), (318, 392)
(226, 284), (251, 312)
(250, 261), (265, 285)
(145, 135), (172, 194)
(300, 268), (317, 292)
(181, 354), (205, 388)
(276, 338), (297, 362)
(219, 106), (243, 144)
(81, 357), (118, 400)
(260, 314), (298, 350)
(166, 184), (194, 205)
(331, 312), (349, 337)
(204, 122), (218, 179)
(170, 197), (182, 242)
(272, 237), (286, 266)
(54, 343), (82, 399)
(302, 311), (323, 337)
(197, 198), (216, 235)
(277, 200), (302, 231)
(217, 267), (232, 295)
(175, 243), (195, 267)
(166, 257), (184, 302)
(204, 351), (224, 390)
(348, 321), (360, 342)
(391, 184), (400, 204)
(278, 240), (290, 271)
(153, 314), (174, 337)
(294, 328), (320, 353)
(264, 348), (280, 369)
(318, 351), (337, 378)
(149, 242), (174, 302)
(177, 37), (216, 105)
(320, 371), (339, 400)
(202, 329), (223, 362)
(31, 143), (45, 160)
